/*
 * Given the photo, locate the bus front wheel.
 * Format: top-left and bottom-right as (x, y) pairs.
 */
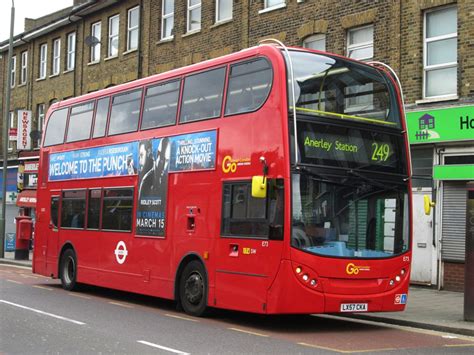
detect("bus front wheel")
(60, 249), (78, 291)
(179, 260), (207, 316)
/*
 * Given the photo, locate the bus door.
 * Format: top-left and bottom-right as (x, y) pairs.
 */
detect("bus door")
(215, 179), (285, 313)
(97, 188), (139, 290)
(45, 194), (60, 276)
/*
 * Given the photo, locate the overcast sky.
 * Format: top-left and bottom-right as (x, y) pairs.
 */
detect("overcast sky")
(0, 0), (73, 42)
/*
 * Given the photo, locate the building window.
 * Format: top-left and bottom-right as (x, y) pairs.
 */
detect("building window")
(10, 55), (16, 88)
(162, 0), (174, 39)
(303, 34), (326, 51)
(187, 0), (201, 33)
(39, 43), (47, 79)
(52, 38), (61, 75)
(108, 15), (120, 57)
(424, 6), (457, 99)
(67, 32), (76, 70)
(216, 0), (232, 23)
(264, 0), (285, 10)
(37, 103), (45, 134)
(20, 51), (27, 84)
(90, 22), (101, 62)
(127, 6), (139, 51)
(347, 25), (373, 61)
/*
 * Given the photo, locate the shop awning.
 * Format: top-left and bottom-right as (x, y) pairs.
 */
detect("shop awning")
(16, 190), (37, 208)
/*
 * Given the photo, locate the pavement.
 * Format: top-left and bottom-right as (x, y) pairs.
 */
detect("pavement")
(1, 252), (473, 337)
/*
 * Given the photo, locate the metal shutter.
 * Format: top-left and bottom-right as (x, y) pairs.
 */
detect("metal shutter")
(441, 182), (467, 262)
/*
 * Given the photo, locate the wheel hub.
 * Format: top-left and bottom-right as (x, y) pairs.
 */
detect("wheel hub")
(184, 272), (203, 305)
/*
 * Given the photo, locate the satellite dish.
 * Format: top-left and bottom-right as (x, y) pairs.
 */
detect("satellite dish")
(85, 35), (100, 47)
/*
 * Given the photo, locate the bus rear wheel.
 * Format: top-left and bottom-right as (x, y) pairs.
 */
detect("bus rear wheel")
(179, 260), (207, 316)
(60, 249), (78, 291)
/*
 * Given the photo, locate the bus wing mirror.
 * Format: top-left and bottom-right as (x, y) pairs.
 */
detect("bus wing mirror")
(424, 195), (435, 215)
(252, 176), (267, 199)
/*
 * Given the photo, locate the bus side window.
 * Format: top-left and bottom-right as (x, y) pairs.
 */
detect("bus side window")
(141, 79), (180, 130)
(61, 190), (86, 229)
(102, 188), (133, 232)
(51, 196), (59, 228)
(67, 101), (94, 142)
(88, 189), (101, 230)
(108, 89), (142, 136)
(43, 108), (69, 147)
(93, 97), (110, 138)
(180, 67), (226, 123)
(225, 58), (273, 116)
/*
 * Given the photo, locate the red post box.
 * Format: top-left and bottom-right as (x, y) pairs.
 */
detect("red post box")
(15, 216), (33, 260)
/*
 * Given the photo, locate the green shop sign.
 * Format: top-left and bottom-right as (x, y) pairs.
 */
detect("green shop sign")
(406, 105), (474, 144)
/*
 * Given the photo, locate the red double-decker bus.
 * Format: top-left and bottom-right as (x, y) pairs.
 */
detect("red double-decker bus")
(33, 42), (412, 316)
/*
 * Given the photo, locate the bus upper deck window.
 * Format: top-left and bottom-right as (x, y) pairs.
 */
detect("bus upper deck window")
(108, 89), (142, 136)
(67, 101), (94, 142)
(43, 108), (68, 147)
(225, 58), (273, 116)
(93, 97), (110, 138)
(141, 80), (180, 130)
(179, 67), (226, 123)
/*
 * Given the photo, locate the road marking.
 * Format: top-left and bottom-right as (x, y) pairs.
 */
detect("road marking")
(6, 279), (23, 284)
(444, 344), (474, 347)
(109, 301), (134, 308)
(0, 264), (31, 270)
(0, 300), (86, 325)
(33, 285), (54, 291)
(298, 342), (399, 354)
(164, 314), (198, 322)
(228, 327), (269, 337)
(137, 340), (189, 354)
(20, 274), (38, 279)
(68, 293), (92, 300)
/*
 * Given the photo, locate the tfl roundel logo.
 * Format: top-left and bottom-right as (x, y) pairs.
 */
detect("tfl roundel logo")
(114, 241), (128, 264)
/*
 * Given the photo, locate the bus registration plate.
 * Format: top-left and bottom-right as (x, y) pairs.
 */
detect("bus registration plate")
(340, 303), (368, 312)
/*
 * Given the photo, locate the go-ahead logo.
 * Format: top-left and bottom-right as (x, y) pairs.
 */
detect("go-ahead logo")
(222, 155), (251, 174)
(346, 263), (370, 275)
(114, 241), (128, 264)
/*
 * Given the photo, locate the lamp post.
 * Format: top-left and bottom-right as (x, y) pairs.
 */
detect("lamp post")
(0, 0), (15, 258)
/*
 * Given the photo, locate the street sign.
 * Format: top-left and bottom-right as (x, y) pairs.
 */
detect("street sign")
(5, 233), (15, 251)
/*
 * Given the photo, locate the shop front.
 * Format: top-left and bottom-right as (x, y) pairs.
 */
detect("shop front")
(407, 105), (474, 291)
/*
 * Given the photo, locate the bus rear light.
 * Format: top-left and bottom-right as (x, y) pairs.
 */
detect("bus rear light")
(395, 275), (401, 282)
(401, 269), (406, 275)
(302, 274), (309, 281)
(310, 279), (317, 287)
(296, 266), (302, 274)
(389, 279), (395, 286)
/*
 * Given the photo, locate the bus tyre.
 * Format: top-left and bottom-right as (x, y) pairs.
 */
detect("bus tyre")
(60, 249), (78, 291)
(179, 260), (207, 317)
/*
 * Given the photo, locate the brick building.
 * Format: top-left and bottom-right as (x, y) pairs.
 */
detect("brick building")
(1, 0), (472, 290)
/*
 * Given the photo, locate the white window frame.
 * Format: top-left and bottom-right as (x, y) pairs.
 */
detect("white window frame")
(52, 38), (61, 75)
(423, 6), (458, 100)
(216, 0), (232, 23)
(37, 104), (45, 131)
(10, 55), (16, 88)
(161, 0), (174, 40)
(90, 22), (101, 62)
(187, 0), (201, 33)
(303, 34), (326, 51)
(20, 51), (28, 85)
(67, 32), (76, 71)
(127, 6), (139, 51)
(108, 15), (120, 58)
(261, 0), (286, 13)
(347, 24), (373, 61)
(39, 43), (47, 79)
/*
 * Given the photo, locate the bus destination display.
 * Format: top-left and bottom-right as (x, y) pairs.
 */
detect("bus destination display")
(298, 122), (401, 171)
